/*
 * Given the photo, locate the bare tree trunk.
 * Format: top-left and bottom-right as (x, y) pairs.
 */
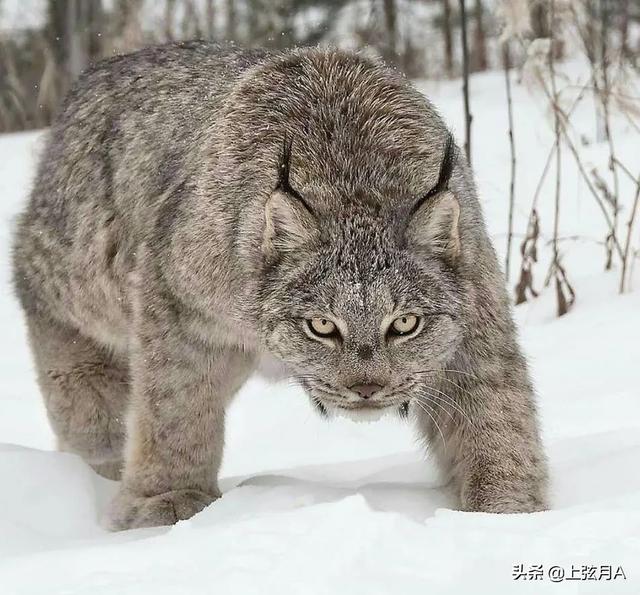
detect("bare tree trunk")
(86, 0), (103, 62)
(442, 0), (454, 77)
(164, 0), (176, 41)
(66, 0), (85, 80)
(619, 0), (630, 58)
(246, 0), (259, 43)
(226, 0), (237, 41)
(182, 0), (202, 39)
(383, 0), (397, 64)
(459, 0), (472, 166)
(47, 0), (102, 94)
(503, 42), (517, 282)
(0, 38), (30, 131)
(114, 0), (143, 52)
(472, 0), (488, 72)
(47, 0), (68, 72)
(206, 0), (216, 40)
(530, 0), (550, 39)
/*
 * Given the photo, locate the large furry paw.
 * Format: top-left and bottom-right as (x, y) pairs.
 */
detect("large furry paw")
(107, 488), (217, 530)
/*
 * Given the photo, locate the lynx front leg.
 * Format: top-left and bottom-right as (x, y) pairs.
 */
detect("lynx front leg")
(108, 290), (255, 530)
(417, 380), (549, 513)
(109, 344), (254, 530)
(25, 314), (128, 480)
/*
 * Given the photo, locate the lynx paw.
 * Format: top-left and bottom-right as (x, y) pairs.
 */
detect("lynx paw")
(107, 488), (217, 530)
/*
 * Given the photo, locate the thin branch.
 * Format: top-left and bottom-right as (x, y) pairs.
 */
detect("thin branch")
(599, 0), (620, 270)
(620, 173), (640, 293)
(459, 0), (472, 166)
(548, 0), (573, 317)
(503, 41), (516, 281)
(612, 157), (639, 185)
(531, 67), (625, 259)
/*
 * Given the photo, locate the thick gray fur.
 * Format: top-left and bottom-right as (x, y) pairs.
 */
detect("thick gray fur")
(12, 42), (548, 530)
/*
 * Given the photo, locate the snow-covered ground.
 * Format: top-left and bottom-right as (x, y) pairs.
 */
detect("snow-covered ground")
(0, 65), (639, 594)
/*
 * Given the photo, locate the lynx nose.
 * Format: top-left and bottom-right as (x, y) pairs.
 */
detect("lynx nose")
(349, 383), (383, 399)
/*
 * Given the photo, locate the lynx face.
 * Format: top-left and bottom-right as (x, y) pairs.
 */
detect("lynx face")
(262, 242), (464, 418)
(259, 137), (465, 419)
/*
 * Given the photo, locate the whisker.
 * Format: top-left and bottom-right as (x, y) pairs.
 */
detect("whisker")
(427, 395), (473, 428)
(413, 394), (456, 424)
(423, 387), (474, 427)
(414, 368), (479, 380)
(438, 375), (475, 399)
(412, 399), (447, 453)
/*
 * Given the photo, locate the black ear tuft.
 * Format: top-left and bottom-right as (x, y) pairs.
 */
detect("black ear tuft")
(406, 133), (461, 261)
(277, 136), (306, 203)
(436, 133), (457, 195)
(413, 132), (458, 207)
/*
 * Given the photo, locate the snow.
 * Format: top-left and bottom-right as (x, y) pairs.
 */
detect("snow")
(1, 63), (639, 593)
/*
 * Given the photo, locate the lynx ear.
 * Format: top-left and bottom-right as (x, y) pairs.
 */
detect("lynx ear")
(263, 190), (318, 258)
(406, 191), (461, 261)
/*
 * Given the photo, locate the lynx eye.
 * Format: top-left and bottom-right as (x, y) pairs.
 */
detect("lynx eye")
(307, 318), (338, 338)
(389, 314), (420, 336)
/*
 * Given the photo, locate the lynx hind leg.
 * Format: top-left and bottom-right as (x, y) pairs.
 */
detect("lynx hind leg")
(26, 315), (129, 480)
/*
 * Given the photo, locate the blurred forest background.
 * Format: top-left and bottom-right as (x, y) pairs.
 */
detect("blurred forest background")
(1, 0), (638, 132)
(0, 0), (639, 312)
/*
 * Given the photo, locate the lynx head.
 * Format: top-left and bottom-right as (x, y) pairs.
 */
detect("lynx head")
(258, 133), (466, 420)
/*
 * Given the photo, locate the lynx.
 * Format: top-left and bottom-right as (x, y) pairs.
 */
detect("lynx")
(12, 43), (548, 530)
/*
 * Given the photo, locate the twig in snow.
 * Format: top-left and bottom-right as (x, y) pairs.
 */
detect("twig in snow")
(503, 40), (517, 282)
(547, 0), (573, 317)
(515, 210), (540, 305)
(620, 173), (640, 293)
